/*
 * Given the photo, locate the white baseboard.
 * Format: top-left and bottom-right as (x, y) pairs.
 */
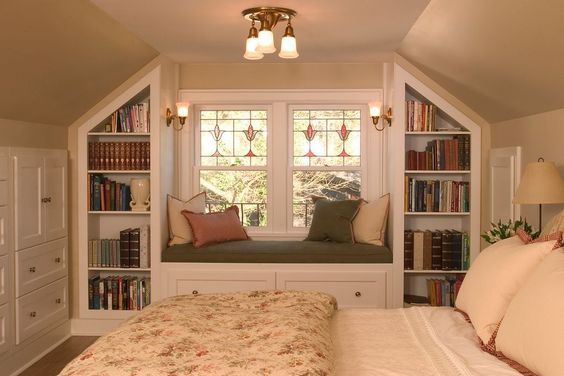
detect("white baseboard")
(70, 318), (123, 336)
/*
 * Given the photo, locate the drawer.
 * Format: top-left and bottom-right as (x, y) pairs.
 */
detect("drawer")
(16, 238), (67, 297)
(16, 277), (68, 344)
(0, 155), (7, 180)
(0, 303), (11, 356)
(276, 271), (388, 308)
(166, 269), (275, 297)
(0, 180), (7, 206)
(0, 206), (9, 256)
(0, 255), (9, 306)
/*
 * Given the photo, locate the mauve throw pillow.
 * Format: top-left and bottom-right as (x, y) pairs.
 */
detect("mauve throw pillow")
(306, 199), (361, 243)
(181, 206), (249, 248)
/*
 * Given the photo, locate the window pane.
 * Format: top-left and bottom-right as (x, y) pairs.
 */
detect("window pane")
(292, 171), (361, 227)
(200, 110), (267, 166)
(200, 170), (267, 227)
(293, 109), (361, 167)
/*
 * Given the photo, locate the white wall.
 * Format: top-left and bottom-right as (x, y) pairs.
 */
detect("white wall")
(0, 118), (67, 149)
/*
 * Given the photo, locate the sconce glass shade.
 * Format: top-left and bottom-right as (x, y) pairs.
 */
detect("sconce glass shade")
(369, 103), (381, 117)
(258, 29), (276, 53)
(279, 36), (298, 58)
(176, 102), (189, 118)
(244, 36), (264, 60)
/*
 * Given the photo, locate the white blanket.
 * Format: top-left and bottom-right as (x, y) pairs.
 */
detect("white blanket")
(332, 307), (521, 376)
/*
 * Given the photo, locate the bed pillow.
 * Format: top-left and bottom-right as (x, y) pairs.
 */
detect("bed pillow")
(167, 192), (206, 246)
(182, 206), (249, 248)
(495, 248), (564, 376)
(352, 193), (390, 246)
(540, 208), (564, 238)
(454, 235), (558, 344)
(306, 199), (361, 243)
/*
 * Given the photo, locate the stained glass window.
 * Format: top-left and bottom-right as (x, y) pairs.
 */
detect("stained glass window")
(293, 110), (361, 167)
(200, 110), (267, 166)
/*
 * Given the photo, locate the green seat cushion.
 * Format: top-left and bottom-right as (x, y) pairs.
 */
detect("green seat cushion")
(161, 240), (392, 264)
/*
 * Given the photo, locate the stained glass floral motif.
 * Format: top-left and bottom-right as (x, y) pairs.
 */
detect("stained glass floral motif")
(293, 110), (361, 166)
(200, 110), (267, 166)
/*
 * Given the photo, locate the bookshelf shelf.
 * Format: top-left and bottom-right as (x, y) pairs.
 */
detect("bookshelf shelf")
(404, 270), (467, 274)
(404, 212), (470, 216)
(88, 132), (150, 136)
(88, 170), (150, 174)
(405, 131), (470, 135)
(405, 170), (470, 174)
(88, 211), (150, 215)
(85, 309), (142, 320)
(88, 268), (151, 272)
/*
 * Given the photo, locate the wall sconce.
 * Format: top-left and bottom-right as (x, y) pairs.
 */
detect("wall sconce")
(166, 102), (189, 131)
(369, 102), (392, 131)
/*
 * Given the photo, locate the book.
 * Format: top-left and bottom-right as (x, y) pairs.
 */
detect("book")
(129, 228), (141, 268)
(431, 230), (443, 270)
(404, 230), (414, 270)
(413, 231), (424, 270)
(423, 230), (433, 270)
(119, 229), (131, 268)
(140, 224), (150, 269)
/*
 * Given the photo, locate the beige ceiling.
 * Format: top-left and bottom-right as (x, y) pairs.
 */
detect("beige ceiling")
(90, 0), (429, 63)
(398, 0), (564, 123)
(0, 0), (157, 126)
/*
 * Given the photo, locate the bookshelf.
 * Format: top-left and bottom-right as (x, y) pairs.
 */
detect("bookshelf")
(391, 64), (481, 308)
(77, 64), (175, 327)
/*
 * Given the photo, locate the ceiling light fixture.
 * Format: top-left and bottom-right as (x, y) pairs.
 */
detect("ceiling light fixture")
(242, 7), (298, 60)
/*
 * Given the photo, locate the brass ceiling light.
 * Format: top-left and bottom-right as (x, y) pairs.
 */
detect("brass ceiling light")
(242, 7), (298, 60)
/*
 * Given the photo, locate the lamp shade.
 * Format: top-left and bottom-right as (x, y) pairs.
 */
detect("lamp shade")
(513, 161), (564, 204)
(258, 30), (276, 53)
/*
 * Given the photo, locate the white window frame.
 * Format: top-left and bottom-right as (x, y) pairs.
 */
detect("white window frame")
(178, 90), (385, 240)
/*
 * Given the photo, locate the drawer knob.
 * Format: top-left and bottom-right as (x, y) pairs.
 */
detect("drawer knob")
(355, 291), (362, 297)
(29, 266), (36, 273)
(55, 298), (62, 304)
(54, 257), (61, 263)
(41, 197), (52, 203)
(30, 311), (37, 318)
(192, 290), (199, 295)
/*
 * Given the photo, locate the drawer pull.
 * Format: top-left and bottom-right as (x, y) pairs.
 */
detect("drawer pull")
(355, 291), (362, 297)
(54, 257), (61, 263)
(30, 311), (37, 318)
(29, 266), (36, 273)
(192, 290), (199, 295)
(55, 298), (62, 304)
(41, 197), (52, 203)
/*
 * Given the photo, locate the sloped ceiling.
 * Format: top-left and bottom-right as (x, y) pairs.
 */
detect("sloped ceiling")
(398, 0), (564, 123)
(0, 0), (158, 126)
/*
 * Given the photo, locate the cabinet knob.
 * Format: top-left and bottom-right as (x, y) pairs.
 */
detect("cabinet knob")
(29, 266), (36, 273)
(192, 290), (199, 295)
(55, 298), (62, 304)
(47, 197), (52, 203)
(41, 197), (52, 203)
(355, 291), (362, 297)
(54, 257), (61, 263)
(30, 311), (37, 318)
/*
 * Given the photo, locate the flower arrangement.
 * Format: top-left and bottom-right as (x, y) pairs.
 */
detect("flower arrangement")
(481, 217), (539, 244)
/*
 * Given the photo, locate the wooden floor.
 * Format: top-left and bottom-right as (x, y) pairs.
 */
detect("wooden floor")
(19, 336), (98, 376)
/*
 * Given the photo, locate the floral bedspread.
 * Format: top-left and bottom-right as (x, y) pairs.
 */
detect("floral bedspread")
(59, 290), (337, 376)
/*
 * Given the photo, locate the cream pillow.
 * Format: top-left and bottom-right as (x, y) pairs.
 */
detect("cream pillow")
(496, 248), (564, 376)
(352, 193), (390, 246)
(455, 235), (557, 344)
(540, 208), (564, 238)
(167, 192), (206, 246)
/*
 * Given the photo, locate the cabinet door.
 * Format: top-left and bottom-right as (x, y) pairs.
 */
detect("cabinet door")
(44, 154), (67, 241)
(0, 207), (9, 256)
(14, 154), (44, 250)
(0, 303), (11, 356)
(0, 255), (9, 306)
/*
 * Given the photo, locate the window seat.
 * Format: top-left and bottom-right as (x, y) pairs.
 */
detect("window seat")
(162, 240), (392, 264)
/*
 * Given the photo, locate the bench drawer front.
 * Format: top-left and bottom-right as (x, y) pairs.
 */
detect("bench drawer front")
(16, 238), (67, 297)
(166, 269), (276, 297)
(276, 271), (388, 308)
(16, 277), (68, 344)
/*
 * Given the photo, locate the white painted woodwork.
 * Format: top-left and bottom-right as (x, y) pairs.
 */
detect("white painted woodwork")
(15, 277), (68, 345)
(44, 154), (68, 242)
(167, 270), (276, 296)
(276, 270), (388, 308)
(13, 154), (44, 250)
(0, 255), (8, 306)
(391, 64), (481, 308)
(0, 207), (9, 257)
(0, 303), (11, 356)
(489, 147), (521, 224)
(15, 238), (67, 297)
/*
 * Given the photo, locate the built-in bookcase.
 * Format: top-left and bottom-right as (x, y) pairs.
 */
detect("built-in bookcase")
(77, 65), (175, 325)
(391, 64), (481, 308)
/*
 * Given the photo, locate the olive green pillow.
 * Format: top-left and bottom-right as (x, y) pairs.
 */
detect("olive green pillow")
(306, 199), (361, 243)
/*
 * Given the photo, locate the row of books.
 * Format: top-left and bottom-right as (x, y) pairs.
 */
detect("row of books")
(102, 101), (150, 133)
(426, 276), (464, 306)
(88, 175), (131, 211)
(88, 142), (150, 171)
(404, 230), (470, 271)
(405, 100), (438, 132)
(405, 178), (470, 213)
(88, 225), (150, 268)
(406, 136), (471, 171)
(88, 275), (151, 310)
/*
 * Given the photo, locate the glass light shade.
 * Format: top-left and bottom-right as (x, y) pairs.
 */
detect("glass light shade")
(176, 102), (189, 118)
(244, 37), (264, 60)
(258, 30), (276, 53)
(369, 103), (381, 117)
(279, 36), (299, 59)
